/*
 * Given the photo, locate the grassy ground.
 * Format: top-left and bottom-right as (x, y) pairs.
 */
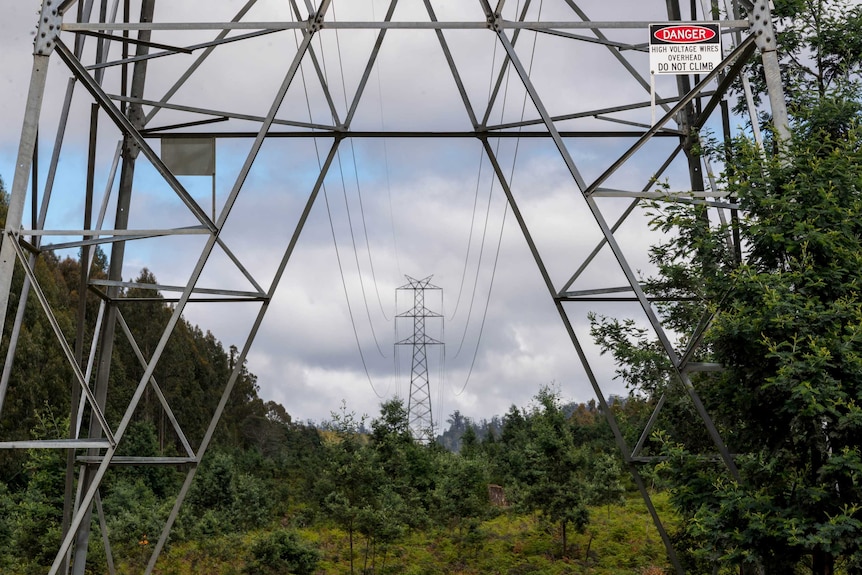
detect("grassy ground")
(150, 493), (676, 575)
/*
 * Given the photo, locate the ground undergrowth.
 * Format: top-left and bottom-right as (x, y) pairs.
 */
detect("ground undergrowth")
(150, 493), (675, 575)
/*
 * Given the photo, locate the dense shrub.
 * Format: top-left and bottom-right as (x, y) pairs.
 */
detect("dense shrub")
(243, 529), (319, 575)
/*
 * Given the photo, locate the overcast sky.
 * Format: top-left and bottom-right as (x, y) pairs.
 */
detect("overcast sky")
(1, 1), (732, 430)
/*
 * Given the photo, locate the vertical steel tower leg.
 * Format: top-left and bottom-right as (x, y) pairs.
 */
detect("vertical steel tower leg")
(70, 2), (157, 571)
(0, 55), (50, 369)
(0, 0), (65, 405)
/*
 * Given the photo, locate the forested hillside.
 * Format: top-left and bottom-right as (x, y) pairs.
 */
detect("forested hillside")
(0, 179), (274, 480)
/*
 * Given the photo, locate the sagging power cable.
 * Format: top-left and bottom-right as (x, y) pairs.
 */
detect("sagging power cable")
(454, 0), (541, 396)
(333, 2), (393, 325)
(291, 4), (386, 398)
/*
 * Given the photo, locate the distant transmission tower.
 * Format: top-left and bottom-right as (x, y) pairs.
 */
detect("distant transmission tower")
(396, 276), (443, 442)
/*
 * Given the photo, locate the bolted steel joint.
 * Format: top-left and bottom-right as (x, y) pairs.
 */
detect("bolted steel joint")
(748, 0), (777, 52)
(308, 13), (324, 33)
(34, 0), (63, 56)
(123, 138), (142, 159)
(487, 13), (503, 32)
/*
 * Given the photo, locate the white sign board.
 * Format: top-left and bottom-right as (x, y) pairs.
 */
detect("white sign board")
(649, 24), (722, 75)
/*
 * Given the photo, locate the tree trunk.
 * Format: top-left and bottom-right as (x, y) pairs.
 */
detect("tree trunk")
(349, 527), (355, 575)
(363, 537), (370, 574)
(561, 521), (567, 558)
(812, 547), (834, 575)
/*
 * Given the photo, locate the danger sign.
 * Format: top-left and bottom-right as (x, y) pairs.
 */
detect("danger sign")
(649, 23), (722, 75)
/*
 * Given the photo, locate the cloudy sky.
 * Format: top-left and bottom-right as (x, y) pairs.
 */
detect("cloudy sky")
(1, 0), (733, 430)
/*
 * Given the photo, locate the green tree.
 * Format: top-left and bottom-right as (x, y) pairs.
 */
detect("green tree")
(590, 4), (862, 572)
(9, 409), (67, 571)
(493, 404), (530, 487)
(188, 451), (235, 514)
(460, 425), (479, 457)
(737, 0), (862, 139)
(111, 268), (269, 452)
(0, 250), (75, 483)
(101, 476), (164, 560)
(757, 1), (861, 114)
(431, 450), (491, 561)
(438, 409), (470, 452)
(594, 75), (862, 575)
(0, 481), (13, 571)
(115, 420), (179, 498)
(519, 387), (590, 558)
(596, 129), (862, 573)
(589, 452), (626, 519)
(318, 405), (382, 575)
(704, 126), (862, 573)
(370, 397), (436, 526)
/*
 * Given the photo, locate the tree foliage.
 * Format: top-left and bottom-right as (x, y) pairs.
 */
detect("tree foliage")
(591, 3), (862, 571)
(0, 232), (298, 571)
(740, 0), (862, 135)
(244, 529), (319, 575)
(692, 123), (862, 574)
(517, 387), (590, 557)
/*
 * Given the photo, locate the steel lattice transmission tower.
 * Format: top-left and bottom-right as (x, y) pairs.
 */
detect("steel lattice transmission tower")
(396, 275), (443, 442)
(0, 1), (790, 573)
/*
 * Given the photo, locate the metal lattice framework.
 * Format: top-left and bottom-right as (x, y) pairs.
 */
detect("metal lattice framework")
(396, 275), (442, 441)
(0, 0), (789, 573)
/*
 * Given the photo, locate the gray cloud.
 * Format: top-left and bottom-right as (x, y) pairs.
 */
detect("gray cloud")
(2, 1), (726, 426)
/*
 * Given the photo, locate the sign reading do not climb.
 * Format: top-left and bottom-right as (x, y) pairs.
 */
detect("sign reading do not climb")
(649, 23), (722, 75)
